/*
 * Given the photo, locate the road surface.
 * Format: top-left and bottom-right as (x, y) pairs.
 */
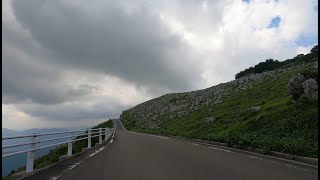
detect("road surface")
(26, 119), (317, 180)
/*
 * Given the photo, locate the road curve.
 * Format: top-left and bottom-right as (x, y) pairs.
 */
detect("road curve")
(55, 119), (317, 180)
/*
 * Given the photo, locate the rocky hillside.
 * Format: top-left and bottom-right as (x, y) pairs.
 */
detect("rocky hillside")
(120, 48), (318, 157)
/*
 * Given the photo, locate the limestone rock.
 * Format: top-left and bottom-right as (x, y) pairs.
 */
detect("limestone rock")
(288, 74), (318, 99)
(249, 106), (261, 112)
(204, 116), (215, 123)
(177, 111), (189, 117)
(288, 74), (307, 99)
(302, 79), (318, 98)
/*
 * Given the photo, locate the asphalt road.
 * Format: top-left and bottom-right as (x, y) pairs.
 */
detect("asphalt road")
(25, 119), (317, 180)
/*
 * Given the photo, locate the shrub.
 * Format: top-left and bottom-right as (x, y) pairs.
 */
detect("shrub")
(300, 69), (318, 82)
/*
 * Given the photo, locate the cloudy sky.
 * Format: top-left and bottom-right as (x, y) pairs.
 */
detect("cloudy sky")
(2, 0), (318, 130)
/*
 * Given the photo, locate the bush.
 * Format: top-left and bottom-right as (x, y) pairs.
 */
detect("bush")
(235, 59), (280, 79)
(300, 69), (318, 82)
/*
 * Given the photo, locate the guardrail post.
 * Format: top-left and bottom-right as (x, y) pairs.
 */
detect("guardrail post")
(26, 134), (36, 173)
(67, 132), (73, 157)
(88, 129), (91, 148)
(99, 128), (102, 144)
(105, 128), (108, 141)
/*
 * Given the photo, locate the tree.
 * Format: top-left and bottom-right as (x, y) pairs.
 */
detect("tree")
(235, 59), (280, 79)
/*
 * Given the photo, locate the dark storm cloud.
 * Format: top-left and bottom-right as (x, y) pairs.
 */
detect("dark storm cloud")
(3, 0), (203, 127)
(11, 0), (201, 92)
(2, 43), (96, 105)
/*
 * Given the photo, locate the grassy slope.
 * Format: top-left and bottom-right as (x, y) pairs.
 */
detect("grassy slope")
(123, 59), (318, 158)
(4, 120), (113, 178)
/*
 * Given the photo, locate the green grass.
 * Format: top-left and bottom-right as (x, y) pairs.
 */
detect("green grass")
(4, 120), (113, 179)
(123, 62), (318, 158)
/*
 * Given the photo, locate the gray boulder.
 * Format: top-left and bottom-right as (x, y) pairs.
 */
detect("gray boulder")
(203, 116), (215, 123)
(288, 74), (307, 99)
(177, 111), (189, 117)
(249, 106), (261, 112)
(302, 79), (318, 98)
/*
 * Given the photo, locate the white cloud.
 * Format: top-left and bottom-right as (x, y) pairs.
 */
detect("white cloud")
(2, 104), (39, 130)
(296, 45), (314, 55)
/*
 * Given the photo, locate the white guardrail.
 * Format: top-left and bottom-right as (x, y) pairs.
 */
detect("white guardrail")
(2, 127), (114, 173)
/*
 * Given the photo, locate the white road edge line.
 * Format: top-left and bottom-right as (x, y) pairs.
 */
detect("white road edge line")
(209, 146), (231, 153)
(52, 144), (111, 179)
(128, 131), (170, 140)
(50, 121), (116, 180)
(248, 155), (263, 160)
(285, 164), (297, 168)
(124, 120), (318, 170)
(206, 142), (317, 169)
(51, 174), (63, 180)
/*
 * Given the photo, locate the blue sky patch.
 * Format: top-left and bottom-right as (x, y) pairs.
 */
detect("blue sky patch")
(295, 34), (318, 47)
(268, 16), (281, 28)
(242, 0), (250, 3)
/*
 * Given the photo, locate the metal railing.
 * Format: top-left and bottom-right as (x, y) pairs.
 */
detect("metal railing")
(2, 127), (114, 173)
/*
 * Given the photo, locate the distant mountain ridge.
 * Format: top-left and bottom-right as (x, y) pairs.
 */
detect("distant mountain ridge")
(2, 128), (17, 137)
